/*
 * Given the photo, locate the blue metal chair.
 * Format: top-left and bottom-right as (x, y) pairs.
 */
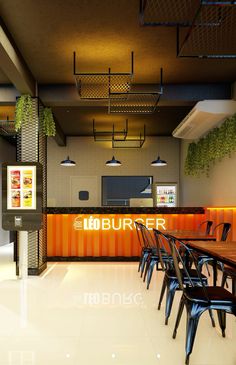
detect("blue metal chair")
(169, 236), (236, 365)
(153, 229), (215, 326)
(134, 221), (155, 278)
(197, 222), (231, 275)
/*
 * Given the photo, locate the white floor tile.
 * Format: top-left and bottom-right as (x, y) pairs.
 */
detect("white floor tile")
(0, 244), (235, 364)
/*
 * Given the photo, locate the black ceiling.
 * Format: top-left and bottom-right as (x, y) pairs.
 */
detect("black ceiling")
(0, 0), (235, 136)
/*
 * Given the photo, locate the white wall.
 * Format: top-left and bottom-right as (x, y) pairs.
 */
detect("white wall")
(47, 136), (180, 207)
(180, 139), (236, 206)
(0, 137), (16, 246)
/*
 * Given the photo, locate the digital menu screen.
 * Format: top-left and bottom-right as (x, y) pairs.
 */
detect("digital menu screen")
(7, 166), (37, 210)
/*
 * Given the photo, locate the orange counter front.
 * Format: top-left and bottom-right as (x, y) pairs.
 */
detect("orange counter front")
(47, 208), (206, 259)
(47, 207), (236, 259)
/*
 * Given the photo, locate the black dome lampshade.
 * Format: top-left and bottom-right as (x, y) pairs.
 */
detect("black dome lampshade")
(151, 155), (167, 166)
(60, 156), (76, 166)
(105, 156), (121, 166)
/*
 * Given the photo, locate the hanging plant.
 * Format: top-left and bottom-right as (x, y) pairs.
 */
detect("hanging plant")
(14, 94), (33, 131)
(184, 113), (236, 177)
(42, 107), (56, 136)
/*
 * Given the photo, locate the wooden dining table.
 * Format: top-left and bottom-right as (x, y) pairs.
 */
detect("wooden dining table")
(187, 241), (236, 285)
(163, 229), (216, 241)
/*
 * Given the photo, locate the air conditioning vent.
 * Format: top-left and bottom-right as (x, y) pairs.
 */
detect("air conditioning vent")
(172, 100), (236, 139)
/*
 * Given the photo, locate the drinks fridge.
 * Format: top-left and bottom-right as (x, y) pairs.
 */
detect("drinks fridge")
(152, 183), (178, 207)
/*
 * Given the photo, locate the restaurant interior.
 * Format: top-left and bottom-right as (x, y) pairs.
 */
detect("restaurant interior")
(0, 1), (236, 364)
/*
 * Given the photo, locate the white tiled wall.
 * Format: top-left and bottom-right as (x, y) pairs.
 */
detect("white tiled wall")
(47, 136), (180, 207)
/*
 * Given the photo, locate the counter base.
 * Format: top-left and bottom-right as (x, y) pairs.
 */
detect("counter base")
(47, 256), (140, 262)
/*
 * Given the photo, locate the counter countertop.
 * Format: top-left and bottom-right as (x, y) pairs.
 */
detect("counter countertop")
(46, 207), (205, 214)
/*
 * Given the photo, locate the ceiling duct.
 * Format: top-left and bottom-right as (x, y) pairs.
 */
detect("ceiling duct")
(172, 100), (236, 139)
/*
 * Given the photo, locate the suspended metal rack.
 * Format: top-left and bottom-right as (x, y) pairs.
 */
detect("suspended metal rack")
(73, 52), (134, 99)
(177, 1), (236, 58)
(112, 125), (146, 148)
(108, 68), (163, 114)
(93, 119), (128, 141)
(0, 118), (16, 136)
(93, 120), (146, 148)
(139, 0), (200, 26)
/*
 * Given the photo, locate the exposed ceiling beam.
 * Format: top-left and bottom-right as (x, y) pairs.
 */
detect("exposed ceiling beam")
(0, 19), (66, 146)
(0, 17), (36, 95)
(38, 83), (232, 107)
(0, 85), (66, 146)
(0, 82), (231, 107)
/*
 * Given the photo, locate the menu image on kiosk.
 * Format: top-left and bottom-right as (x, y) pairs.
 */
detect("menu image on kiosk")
(11, 170), (21, 189)
(7, 166), (36, 210)
(11, 190), (21, 207)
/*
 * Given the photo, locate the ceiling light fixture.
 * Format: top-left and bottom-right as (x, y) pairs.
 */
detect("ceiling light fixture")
(105, 156), (121, 166)
(151, 155), (167, 166)
(60, 156), (76, 166)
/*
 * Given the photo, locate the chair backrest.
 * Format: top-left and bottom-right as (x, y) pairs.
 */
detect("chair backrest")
(135, 221), (155, 248)
(198, 220), (213, 235)
(134, 221), (145, 248)
(167, 235), (210, 301)
(213, 222), (231, 241)
(153, 229), (173, 270)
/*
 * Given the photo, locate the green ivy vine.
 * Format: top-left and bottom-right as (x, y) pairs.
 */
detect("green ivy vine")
(42, 107), (56, 136)
(184, 113), (236, 177)
(15, 94), (33, 131)
(15, 95), (56, 137)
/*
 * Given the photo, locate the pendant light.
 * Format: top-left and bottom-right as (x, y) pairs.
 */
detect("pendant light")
(105, 156), (121, 166)
(151, 155), (167, 166)
(60, 156), (76, 166)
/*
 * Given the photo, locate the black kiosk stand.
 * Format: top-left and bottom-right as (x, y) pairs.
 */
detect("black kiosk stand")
(2, 162), (43, 279)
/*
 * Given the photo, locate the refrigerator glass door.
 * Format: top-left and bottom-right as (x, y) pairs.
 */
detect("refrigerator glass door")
(154, 183), (177, 207)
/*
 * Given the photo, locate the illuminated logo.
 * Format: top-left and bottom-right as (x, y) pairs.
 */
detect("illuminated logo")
(73, 215), (166, 231)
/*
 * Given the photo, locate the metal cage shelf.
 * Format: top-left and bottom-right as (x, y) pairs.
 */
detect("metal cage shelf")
(112, 125), (146, 148)
(109, 68), (163, 114)
(73, 52), (134, 99)
(140, 0), (200, 26)
(0, 120), (16, 136)
(93, 120), (146, 148)
(177, 2), (236, 58)
(93, 119), (128, 141)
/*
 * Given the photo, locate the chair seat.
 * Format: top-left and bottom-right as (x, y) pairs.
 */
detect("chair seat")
(166, 268), (208, 282)
(185, 286), (236, 305)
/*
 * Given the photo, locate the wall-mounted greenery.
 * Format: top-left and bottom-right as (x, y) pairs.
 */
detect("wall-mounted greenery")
(184, 113), (236, 176)
(42, 107), (56, 136)
(15, 94), (33, 131)
(15, 95), (56, 136)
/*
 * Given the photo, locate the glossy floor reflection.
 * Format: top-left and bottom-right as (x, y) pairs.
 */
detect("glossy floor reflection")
(0, 244), (236, 365)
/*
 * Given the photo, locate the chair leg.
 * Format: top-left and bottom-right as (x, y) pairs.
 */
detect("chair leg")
(173, 294), (185, 339)
(205, 263), (211, 277)
(146, 259), (157, 289)
(185, 307), (202, 365)
(221, 272), (227, 289)
(158, 276), (167, 310)
(165, 280), (178, 325)
(208, 309), (215, 327)
(140, 252), (149, 278)
(217, 310), (226, 337)
(143, 256), (151, 282)
(233, 278), (236, 296)
(138, 252), (144, 272)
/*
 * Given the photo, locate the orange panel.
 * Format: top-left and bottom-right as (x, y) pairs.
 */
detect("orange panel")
(47, 213), (208, 258)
